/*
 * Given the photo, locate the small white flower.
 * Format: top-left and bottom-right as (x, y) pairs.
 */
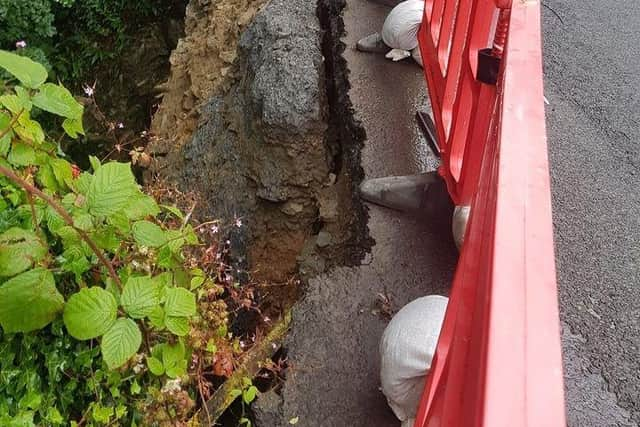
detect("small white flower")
(210, 224), (220, 234)
(117, 122), (124, 129)
(82, 84), (94, 97)
(264, 316), (271, 323)
(235, 218), (242, 228)
(15, 40), (26, 49)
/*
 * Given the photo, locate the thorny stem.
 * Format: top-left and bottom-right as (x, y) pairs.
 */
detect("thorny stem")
(0, 164), (123, 289)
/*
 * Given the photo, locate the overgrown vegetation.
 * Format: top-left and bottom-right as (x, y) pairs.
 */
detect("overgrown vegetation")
(0, 51), (266, 426)
(0, 0), (184, 82)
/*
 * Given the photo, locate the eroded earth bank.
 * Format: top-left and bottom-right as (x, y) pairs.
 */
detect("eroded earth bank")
(149, 0), (456, 424)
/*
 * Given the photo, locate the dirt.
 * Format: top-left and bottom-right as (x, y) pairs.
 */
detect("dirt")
(149, 0), (265, 156)
(148, 0), (371, 284)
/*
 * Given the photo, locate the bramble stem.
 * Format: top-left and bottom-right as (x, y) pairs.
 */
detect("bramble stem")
(0, 164), (123, 289)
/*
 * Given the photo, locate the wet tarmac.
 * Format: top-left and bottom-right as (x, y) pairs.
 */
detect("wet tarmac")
(270, 0), (457, 425)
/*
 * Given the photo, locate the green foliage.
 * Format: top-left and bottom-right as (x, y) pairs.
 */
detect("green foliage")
(0, 0), (183, 82)
(0, 319), (139, 425)
(0, 51), (214, 424)
(0, 0), (56, 47)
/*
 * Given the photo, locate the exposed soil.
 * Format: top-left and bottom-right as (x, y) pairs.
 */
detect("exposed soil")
(149, 0), (266, 156)
(148, 0), (371, 285)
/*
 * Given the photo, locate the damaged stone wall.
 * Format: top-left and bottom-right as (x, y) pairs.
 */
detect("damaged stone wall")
(149, 0), (370, 282)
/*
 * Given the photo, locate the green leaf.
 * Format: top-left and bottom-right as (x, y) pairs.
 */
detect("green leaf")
(63, 287), (117, 340)
(121, 276), (160, 319)
(161, 204), (184, 220)
(8, 142), (35, 166)
(105, 278), (121, 305)
(162, 340), (187, 378)
(165, 287), (196, 317)
(239, 417), (252, 427)
(0, 112), (12, 156)
(37, 163), (59, 192)
(62, 117), (85, 139)
(289, 416), (300, 425)
(165, 316), (190, 336)
(87, 162), (140, 216)
(147, 305), (165, 329)
(72, 213), (93, 231)
(0, 50), (48, 89)
(132, 221), (167, 248)
(46, 207), (65, 233)
(15, 117), (44, 144)
(101, 318), (142, 370)
(162, 340), (185, 367)
(46, 407), (64, 425)
(32, 83), (83, 119)
(107, 210), (130, 233)
(156, 246), (178, 269)
(147, 356), (164, 376)
(165, 358), (188, 379)
(89, 156), (101, 172)
(243, 386), (258, 404)
(126, 195), (160, 220)
(50, 158), (75, 190)
(0, 228), (47, 277)
(75, 172), (92, 194)
(0, 268), (63, 333)
(92, 227), (121, 252)
(130, 379), (142, 395)
(230, 389), (242, 399)
(190, 276), (205, 290)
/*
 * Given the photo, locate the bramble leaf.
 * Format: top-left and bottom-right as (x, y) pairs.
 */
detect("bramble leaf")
(126, 195), (160, 220)
(165, 316), (190, 336)
(147, 306), (165, 329)
(0, 227), (47, 277)
(101, 318), (141, 370)
(8, 142), (35, 166)
(0, 50), (48, 89)
(0, 268), (63, 332)
(164, 287), (196, 317)
(121, 276), (160, 319)
(32, 83), (83, 119)
(63, 287), (117, 340)
(132, 220), (167, 248)
(87, 162), (139, 216)
(147, 356), (164, 376)
(62, 117), (84, 138)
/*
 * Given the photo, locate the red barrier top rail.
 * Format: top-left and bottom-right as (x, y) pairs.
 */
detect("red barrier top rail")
(415, 0), (566, 426)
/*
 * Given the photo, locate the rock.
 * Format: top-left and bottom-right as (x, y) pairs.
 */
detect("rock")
(316, 231), (332, 248)
(281, 201), (305, 216)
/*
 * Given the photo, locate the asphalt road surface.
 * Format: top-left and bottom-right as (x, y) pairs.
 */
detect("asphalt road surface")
(542, 1), (640, 425)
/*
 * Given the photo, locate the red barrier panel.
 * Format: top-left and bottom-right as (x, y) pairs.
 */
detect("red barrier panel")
(414, 0), (566, 426)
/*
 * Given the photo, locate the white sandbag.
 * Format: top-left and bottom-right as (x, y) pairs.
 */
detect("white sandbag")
(411, 47), (423, 67)
(379, 295), (448, 426)
(381, 0), (425, 51)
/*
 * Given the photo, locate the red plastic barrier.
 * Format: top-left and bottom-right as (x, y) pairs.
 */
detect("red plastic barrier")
(414, 0), (566, 426)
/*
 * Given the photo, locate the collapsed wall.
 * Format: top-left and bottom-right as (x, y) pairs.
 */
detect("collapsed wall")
(149, 0), (369, 283)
